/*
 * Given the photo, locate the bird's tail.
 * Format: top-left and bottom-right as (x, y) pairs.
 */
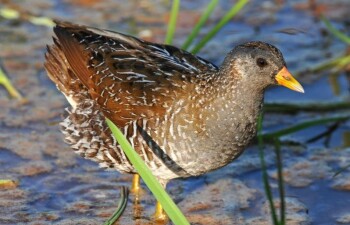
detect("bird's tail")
(44, 37), (84, 98)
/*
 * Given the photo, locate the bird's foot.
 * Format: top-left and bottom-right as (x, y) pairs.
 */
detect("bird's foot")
(152, 201), (168, 223)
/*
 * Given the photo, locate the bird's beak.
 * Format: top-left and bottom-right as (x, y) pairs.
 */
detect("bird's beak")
(275, 67), (304, 93)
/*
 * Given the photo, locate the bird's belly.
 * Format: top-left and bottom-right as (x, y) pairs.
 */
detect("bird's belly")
(151, 120), (257, 177)
(163, 135), (252, 177)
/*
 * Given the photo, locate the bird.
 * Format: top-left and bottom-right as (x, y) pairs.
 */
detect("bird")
(44, 20), (304, 220)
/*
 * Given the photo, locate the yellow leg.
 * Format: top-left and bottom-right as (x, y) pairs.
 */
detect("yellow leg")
(153, 201), (167, 221)
(131, 174), (140, 194)
(131, 174), (144, 221)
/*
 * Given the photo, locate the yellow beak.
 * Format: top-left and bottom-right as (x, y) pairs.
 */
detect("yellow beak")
(275, 67), (304, 93)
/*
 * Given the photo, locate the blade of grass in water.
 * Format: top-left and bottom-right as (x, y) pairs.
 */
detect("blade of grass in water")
(264, 101), (350, 113)
(306, 54), (350, 74)
(190, 0), (249, 54)
(165, 0), (180, 45)
(181, 0), (219, 50)
(321, 16), (350, 45)
(0, 64), (22, 99)
(274, 139), (285, 225)
(106, 119), (190, 225)
(261, 114), (350, 140)
(258, 114), (280, 225)
(104, 186), (128, 225)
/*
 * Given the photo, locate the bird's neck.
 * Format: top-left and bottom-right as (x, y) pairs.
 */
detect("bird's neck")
(196, 71), (265, 151)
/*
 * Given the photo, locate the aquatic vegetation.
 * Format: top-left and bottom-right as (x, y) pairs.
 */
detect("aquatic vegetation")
(0, 64), (22, 99)
(165, 0), (180, 45)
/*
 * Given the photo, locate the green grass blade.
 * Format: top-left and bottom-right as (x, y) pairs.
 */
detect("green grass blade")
(165, 0), (180, 45)
(274, 139), (285, 225)
(261, 114), (350, 140)
(190, 0), (249, 54)
(258, 114), (280, 225)
(0, 8), (20, 20)
(303, 54), (350, 74)
(181, 0), (219, 50)
(264, 101), (350, 113)
(105, 119), (190, 225)
(334, 54), (350, 70)
(321, 16), (350, 45)
(0, 64), (22, 99)
(104, 186), (128, 225)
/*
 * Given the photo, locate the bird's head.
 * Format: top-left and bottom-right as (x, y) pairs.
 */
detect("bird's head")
(223, 41), (304, 93)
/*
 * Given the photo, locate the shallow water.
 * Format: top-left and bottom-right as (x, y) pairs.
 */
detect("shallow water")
(0, 0), (350, 224)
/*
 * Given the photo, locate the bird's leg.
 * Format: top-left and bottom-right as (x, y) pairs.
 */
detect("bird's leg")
(153, 201), (167, 221)
(131, 174), (144, 221)
(153, 180), (168, 222)
(131, 173), (141, 194)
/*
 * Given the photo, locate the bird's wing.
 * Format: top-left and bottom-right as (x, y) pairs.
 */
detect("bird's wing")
(52, 21), (218, 127)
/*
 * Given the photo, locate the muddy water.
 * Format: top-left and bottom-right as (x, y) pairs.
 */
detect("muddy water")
(0, 0), (349, 224)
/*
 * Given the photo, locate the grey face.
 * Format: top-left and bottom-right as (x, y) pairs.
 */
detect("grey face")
(224, 41), (287, 89)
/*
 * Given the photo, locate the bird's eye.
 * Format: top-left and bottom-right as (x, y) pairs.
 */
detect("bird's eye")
(256, 58), (268, 67)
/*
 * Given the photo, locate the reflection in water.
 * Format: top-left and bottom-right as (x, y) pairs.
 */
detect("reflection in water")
(130, 187), (168, 225)
(132, 193), (144, 223)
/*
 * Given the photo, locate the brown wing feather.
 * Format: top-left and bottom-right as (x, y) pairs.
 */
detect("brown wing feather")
(44, 39), (85, 97)
(51, 20), (218, 127)
(53, 26), (95, 91)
